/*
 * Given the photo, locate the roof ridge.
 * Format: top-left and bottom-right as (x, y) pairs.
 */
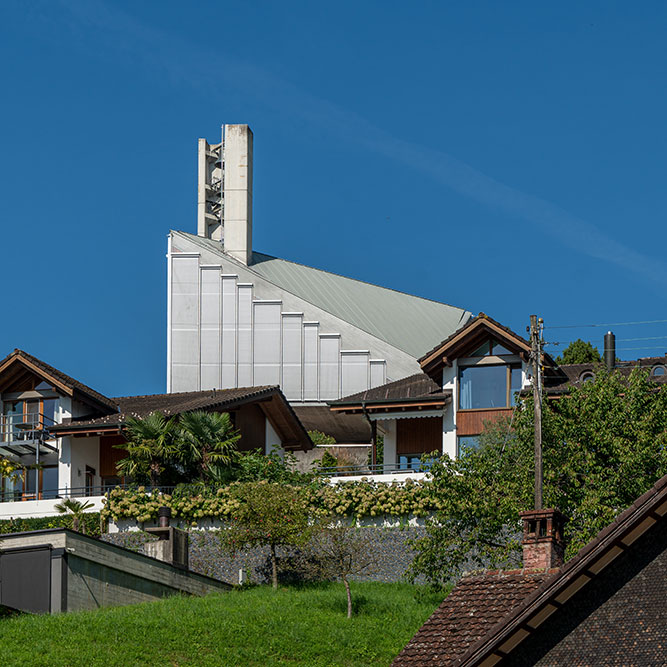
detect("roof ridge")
(112, 385), (277, 401)
(0, 348), (116, 411)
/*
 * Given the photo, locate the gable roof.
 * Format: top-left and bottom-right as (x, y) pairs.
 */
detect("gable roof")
(50, 386), (313, 451)
(172, 231), (472, 359)
(0, 349), (117, 412)
(456, 471), (667, 666)
(393, 570), (554, 665)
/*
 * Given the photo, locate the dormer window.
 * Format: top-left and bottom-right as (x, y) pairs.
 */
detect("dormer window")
(652, 365), (665, 377)
(459, 363), (523, 409)
(580, 371), (595, 383)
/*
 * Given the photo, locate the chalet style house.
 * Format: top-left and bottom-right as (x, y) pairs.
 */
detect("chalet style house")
(395, 472), (667, 665)
(331, 313), (667, 472)
(0, 349), (311, 519)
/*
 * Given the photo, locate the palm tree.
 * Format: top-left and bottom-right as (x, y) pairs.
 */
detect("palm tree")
(176, 411), (241, 481)
(55, 498), (94, 533)
(115, 412), (178, 487)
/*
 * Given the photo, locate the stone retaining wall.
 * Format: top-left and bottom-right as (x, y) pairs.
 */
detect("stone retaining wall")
(103, 526), (426, 585)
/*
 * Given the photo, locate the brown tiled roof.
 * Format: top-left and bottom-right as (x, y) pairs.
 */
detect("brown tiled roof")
(544, 356), (667, 395)
(51, 386), (279, 431)
(393, 569), (554, 665)
(456, 471), (667, 665)
(330, 373), (446, 406)
(0, 349), (117, 412)
(291, 406), (371, 443)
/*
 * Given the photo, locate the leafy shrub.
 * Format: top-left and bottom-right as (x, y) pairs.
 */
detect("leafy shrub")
(0, 512), (103, 537)
(101, 478), (441, 525)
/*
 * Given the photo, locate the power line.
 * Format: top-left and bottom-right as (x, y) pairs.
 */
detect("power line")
(544, 319), (667, 330)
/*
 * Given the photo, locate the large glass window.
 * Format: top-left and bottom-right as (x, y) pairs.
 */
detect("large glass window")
(459, 364), (522, 409)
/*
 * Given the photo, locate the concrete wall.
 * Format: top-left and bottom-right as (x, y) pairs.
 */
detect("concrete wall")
(0, 530), (230, 614)
(0, 496), (104, 520)
(167, 233), (415, 400)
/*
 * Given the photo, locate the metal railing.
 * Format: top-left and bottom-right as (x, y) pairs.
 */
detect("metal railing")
(0, 412), (56, 444)
(315, 462), (431, 478)
(0, 484), (189, 504)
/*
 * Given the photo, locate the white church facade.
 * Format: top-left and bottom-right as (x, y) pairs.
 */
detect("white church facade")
(167, 124), (471, 404)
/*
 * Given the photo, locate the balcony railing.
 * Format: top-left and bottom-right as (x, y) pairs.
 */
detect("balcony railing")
(0, 413), (57, 461)
(315, 461), (431, 478)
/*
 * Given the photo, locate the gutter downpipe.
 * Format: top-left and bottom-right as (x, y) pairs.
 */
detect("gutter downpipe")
(361, 402), (377, 469)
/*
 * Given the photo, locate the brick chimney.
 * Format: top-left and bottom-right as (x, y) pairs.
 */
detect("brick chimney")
(519, 508), (566, 570)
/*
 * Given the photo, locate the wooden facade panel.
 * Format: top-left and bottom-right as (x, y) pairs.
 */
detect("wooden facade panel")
(99, 435), (127, 477)
(456, 408), (513, 436)
(397, 417), (442, 455)
(235, 404), (266, 452)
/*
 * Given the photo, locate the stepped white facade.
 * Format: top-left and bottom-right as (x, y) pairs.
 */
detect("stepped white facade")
(167, 125), (471, 404)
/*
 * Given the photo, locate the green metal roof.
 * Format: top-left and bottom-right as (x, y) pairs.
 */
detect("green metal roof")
(173, 231), (472, 359)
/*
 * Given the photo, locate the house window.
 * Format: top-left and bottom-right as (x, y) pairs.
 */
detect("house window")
(459, 364), (522, 410)
(457, 435), (480, 456)
(469, 339), (514, 357)
(652, 365), (665, 377)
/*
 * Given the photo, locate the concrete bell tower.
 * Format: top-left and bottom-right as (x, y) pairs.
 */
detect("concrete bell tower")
(197, 124), (253, 265)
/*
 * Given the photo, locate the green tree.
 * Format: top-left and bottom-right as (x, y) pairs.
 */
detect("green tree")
(116, 410), (241, 486)
(222, 481), (313, 589)
(308, 523), (376, 618)
(177, 410), (241, 481)
(408, 367), (667, 588)
(55, 498), (95, 533)
(555, 339), (602, 365)
(116, 412), (179, 487)
(308, 430), (336, 445)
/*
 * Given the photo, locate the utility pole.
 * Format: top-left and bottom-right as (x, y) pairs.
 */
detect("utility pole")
(530, 315), (543, 511)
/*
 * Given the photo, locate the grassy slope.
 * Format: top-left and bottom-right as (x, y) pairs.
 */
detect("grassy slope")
(0, 582), (445, 667)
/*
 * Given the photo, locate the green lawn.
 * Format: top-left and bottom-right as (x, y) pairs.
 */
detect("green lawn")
(0, 582), (445, 666)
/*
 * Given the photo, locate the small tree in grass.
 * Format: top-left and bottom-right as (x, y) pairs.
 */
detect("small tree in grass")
(222, 481), (313, 589)
(309, 522), (376, 618)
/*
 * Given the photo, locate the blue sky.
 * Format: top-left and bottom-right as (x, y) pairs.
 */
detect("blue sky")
(1, 1), (667, 396)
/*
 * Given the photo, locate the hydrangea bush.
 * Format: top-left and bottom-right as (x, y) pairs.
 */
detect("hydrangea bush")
(101, 479), (443, 525)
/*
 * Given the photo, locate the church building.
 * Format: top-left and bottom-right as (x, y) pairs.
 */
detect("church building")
(167, 124), (471, 405)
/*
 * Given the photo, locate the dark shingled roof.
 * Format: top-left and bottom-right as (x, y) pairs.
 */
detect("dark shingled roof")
(0, 349), (117, 412)
(291, 406), (371, 443)
(544, 355), (667, 395)
(330, 373), (446, 406)
(393, 569), (554, 665)
(457, 471), (667, 665)
(51, 386), (280, 430)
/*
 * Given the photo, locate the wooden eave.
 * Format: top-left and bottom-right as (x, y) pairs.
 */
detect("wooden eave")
(0, 356), (75, 398)
(420, 319), (536, 380)
(330, 396), (450, 415)
(0, 355), (116, 414)
(259, 394), (313, 451)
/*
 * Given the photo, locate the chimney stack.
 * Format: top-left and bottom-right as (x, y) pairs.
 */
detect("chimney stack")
(519, 508), (566, 570)
(604, 331), (616, 371)
(197, 124), (253, 265)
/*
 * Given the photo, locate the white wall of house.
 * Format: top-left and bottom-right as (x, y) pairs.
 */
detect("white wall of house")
(264, 418), (283, 457)
(380, 419), (396, 468)
(58, 436), (100, 492)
